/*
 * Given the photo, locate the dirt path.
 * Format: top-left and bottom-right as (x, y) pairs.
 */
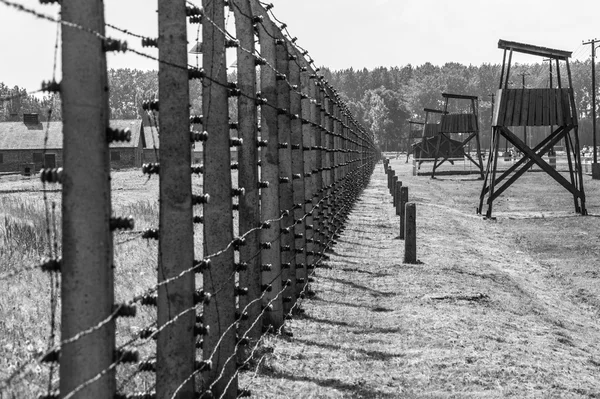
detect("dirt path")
(243, 159), (600, 398)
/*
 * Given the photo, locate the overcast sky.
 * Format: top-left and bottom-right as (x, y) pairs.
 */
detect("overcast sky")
(1, 0), (600, 94)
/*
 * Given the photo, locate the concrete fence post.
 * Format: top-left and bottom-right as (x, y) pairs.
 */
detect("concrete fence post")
(392, 176), (398, 204)
(320, 85), (332, 251)
(275, 32), (296, 314)
(318, 83), (329, 255)
(232, 0), (261, 343)
(399, 186), (408, 239)
(326, 88), (337, 238)
(157, 0), (195, 398)
(202, 0), (237, 396)
(305, 64), (320, 270)
(60, 1), (115, 397)
(252, 0), (284, 331)
(288, 42), (307, 299)
(404, 203), (417, 264)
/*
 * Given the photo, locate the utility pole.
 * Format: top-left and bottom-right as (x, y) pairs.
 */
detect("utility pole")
(583, 38), (600, 179)
(543, 58), (553, 88)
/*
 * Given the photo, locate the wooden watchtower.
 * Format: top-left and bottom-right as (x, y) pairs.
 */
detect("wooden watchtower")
(478, 39), (586, 217)
(406, 120), (424, 162)
(412, 108), (444, 167)
(432, 93), (484, 179)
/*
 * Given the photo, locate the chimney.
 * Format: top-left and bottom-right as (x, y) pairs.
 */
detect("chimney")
(139, 105), (152, 127)
(23, 113), (40, 125)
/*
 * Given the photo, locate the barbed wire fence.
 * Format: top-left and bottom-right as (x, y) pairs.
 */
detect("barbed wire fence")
(0, 0), (377, 398)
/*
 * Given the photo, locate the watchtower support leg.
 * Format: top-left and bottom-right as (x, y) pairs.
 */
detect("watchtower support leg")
(483, 127), (502, 217)
(431, 134), (443, 178)
(500, 127), (584, 215)
(499, 49), (507, 89)
(564, 132), (578, 212)
(478, 132), (496, 214)
(504, 49), (513, 89)
(489, 127), (569, 203)
(474, 131), (484, 179)
(572, 126), (587, 213)
(483, 126), (567, 197)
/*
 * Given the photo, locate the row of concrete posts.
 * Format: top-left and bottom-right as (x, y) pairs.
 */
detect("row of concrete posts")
(383, 159), (417, 264)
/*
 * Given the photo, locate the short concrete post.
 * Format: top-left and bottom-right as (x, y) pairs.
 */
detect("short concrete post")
(388, 170), (395, 192)
(386, 168), (391, 187)
(592, 163), (600, 179)
(394, 182), (402, 216)
(549, 153), (557, 169)
(399, 186), (408, 239)
(404, 202), (417, 264)
(392, 176), (398, 204)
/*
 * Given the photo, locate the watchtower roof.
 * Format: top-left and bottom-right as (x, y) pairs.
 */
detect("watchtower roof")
(423, 108), (446, 114)
(441, 93), (478, 100)
(498, 39), (571, 60)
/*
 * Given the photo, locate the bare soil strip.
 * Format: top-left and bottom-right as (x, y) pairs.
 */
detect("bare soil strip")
(243, 159), (600, 398)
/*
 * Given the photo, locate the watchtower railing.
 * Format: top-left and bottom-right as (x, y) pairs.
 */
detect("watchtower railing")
(423, 123), (441, 137)
(440, 113), (478, 133)
(408, 121), (424, 139)
(492, 88), (575, 127)
(422, 108), (445, 137)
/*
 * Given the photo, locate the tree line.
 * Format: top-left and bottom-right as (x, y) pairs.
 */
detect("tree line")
(321, 60), (600, 151)
(0, 82), (61, 122)
(2, 60), (599, 151)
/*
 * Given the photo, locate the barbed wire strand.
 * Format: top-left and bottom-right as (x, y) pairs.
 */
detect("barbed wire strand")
(41, 11), (63, 397)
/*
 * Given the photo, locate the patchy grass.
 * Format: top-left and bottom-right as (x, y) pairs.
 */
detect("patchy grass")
(239, 158), (600, 398)
(4, 162), (600, 398)
(0, 169), (207, 397)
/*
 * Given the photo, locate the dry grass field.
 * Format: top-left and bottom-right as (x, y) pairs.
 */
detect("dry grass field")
(2, 159), (600, 398)
(241, 157), (600, 398)
(0, 170), (206, 397)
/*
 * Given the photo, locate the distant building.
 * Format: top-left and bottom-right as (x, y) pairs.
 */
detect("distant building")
(0, 113), (233, 175)
(0, 114), (146, 174)
(141, 126), (204, 165)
